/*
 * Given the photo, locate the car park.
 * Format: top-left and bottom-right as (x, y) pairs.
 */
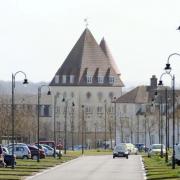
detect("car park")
(148, 144), (165, 157)
(113, 144), (129, 159)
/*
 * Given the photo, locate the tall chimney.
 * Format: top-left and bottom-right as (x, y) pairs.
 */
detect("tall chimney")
(150, 75), (157, 89)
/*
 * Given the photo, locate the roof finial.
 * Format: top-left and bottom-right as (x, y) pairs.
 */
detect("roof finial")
(84, 18), (88, 28)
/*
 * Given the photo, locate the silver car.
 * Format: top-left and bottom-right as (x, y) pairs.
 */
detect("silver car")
(148, 144), (165, 157)
(7, 144), (31, 159)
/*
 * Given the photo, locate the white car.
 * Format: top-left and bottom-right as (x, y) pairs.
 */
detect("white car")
(175, 144), (180, 165)
(148, 144), (165, 157)
(7, 145), (31, 159)
(40, 144), (56, 156)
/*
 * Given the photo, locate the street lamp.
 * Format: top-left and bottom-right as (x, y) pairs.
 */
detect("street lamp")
(153, 91), (161, 144)
(158, 72), (170, 160)
(53, 93), (60, 158)
(62, 98), (74, 154)
(71, 102), (75, 151)
(11, 71), (28, 168)
(81, 105), (85, 154)
(37, 85), (51, 162)
(164, 53), (180, 169)
(104, 100), (107, 150)
(112, 97), (117, 146)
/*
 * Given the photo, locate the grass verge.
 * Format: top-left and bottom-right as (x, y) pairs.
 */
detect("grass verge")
(143, 155), (180, 180)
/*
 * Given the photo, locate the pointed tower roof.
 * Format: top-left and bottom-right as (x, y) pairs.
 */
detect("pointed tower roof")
(99, 37), (121, 75)
(50, 28), (124, 87)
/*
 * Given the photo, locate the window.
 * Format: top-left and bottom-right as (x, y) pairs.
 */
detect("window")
(123, 104), (127, 114)
(55, 75), (59, 84)
(62, 75), (66, 84)
(70, 75), (74, 84)
(87, 76), (93, 83)
(39, 105), (52, 117)
(98, 76), (104, 84)
(97, 106), (103, 113)
(109, 76), (115, 84)
(85, 106), (92, 113)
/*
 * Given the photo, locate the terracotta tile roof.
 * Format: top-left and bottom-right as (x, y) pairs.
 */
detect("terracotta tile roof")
(49, 28), (123, 87)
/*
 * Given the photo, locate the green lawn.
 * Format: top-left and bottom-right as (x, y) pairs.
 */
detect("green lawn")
(0, 149), (112, 180)
(143, 155), (180, 180)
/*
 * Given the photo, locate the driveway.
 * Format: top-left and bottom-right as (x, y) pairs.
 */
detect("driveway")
(26, 155), (146, 180)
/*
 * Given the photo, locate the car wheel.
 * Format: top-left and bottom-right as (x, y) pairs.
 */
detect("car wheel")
(113, 155), (115, 159)
(22, 156), (28, 160)
(32, 155), (38, 160)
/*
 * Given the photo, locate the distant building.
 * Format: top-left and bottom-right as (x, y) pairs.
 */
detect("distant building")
(116, 75), (180, 147)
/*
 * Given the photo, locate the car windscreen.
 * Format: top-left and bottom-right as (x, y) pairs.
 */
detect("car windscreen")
(115, 146), (126, 151)
(152, 145), (163, 149)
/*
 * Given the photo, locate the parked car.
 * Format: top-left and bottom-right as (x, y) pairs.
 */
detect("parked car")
(4, 154), (16, 167)
(121, 143), (138, 155)
(113, 144), (129, 159)
(34, 144), (48, 155)
(2, 147), (16, 167)
(40, 144), (56, 156)
(148, 144), (165, 157)
(175, 144), (180, 165)
(134, 143), (146, 152)
(7, 144), (31, 159)
(27, 145), (46, 160)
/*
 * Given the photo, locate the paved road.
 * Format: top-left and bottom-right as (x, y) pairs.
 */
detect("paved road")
(26, 155), (145, 180)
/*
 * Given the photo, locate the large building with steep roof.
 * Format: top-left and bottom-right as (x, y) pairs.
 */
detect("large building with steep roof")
(49, 28), (124, 148)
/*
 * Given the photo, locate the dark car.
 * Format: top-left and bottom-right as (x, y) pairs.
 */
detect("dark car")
(28, 145), (46, 160)
(135, 143), (148, 152)
(4, 154), (16, 167)
(2, 147), (16, 167)
(113, 144), (129, 159)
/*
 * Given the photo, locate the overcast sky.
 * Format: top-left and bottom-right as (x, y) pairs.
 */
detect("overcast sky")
(0, 0), (180, 89)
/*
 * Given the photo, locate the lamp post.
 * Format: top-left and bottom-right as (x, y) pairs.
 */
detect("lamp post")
(104, 100), (107, 149)
(62, 98), (74, 154)
(155, 88), (163, 158)
(81, 105), (85, 154)
(164, 53), (180, 169)
(53, 93), (60, 158)
(37, 85), (51, 162)
(71, 102), (75, 151)
(112, 97), (117, 146)
(11, 71), (28, 168)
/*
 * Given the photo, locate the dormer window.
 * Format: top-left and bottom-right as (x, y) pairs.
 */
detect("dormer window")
(70, 75), (74, 84)
(87, 76), (93, 84)
(62, 75), (66, 84)
(55, 75), (59, 84)
(109, 76), (115, 84)
(98, 76), (104, 84)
